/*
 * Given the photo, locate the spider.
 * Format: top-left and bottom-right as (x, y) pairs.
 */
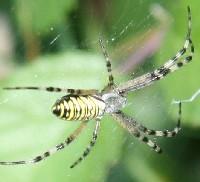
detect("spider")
(0, 6), (194, 168)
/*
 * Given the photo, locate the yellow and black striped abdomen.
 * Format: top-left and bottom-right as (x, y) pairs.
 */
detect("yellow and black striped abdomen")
(52, 95), (106, 121)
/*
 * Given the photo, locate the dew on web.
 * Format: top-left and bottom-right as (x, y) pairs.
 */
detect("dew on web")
(49, 34), (61, 45)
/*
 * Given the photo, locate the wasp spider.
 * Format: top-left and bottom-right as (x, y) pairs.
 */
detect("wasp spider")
(0, 6), (194, 168)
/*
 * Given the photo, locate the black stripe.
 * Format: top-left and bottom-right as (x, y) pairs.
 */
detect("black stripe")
(83, 148), (90, 157)
(170, 131), (176, 137)
(46, 87), (54, 91)
(150, 72), (160, 80)
(66, 136), (74, 144)
(13, 161), (26, 164)
(191, 45), (194, 53)
(152, 144), (157, 150)
(33, 156), (43, 163)
(179, 48), (186, 55)
(186, 56), (192, 62)
(56, 143), (65, 150)
(147, 130), (156, 135)
(106, 61), (111, 67)
(142, 136), (148, 143)
(177, 62), (183, 67)
(44, 152), (50, 157)
(134, 132), (140, 138)
(68, 89), (75, 94)
(26, 87), (39, 90)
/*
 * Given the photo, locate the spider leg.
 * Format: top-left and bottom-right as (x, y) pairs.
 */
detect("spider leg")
(117, 6), (194, 94)
(137, 102), (181, 137)
(112, 111), (162, 153)
(0, 121), (87, 165)
(70, 118), (101, 168)
(3, 87), (98, 95)
(99, 37), (114, 88)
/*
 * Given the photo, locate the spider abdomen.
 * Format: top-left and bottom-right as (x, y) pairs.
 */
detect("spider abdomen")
(52, 95), (105, 121)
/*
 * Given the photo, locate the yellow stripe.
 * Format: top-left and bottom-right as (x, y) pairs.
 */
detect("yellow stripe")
(85, 96), (93, 118)
(63, 100), (70, 119)
(70, 97), (81, 120)
(67, 100), (75, 120)
(80, 96), (92, 119)
(77, 96), (86, 120)
(59, 103), (65, 118)
(63, 100), (69, 110)
(87, 96), (97, 119)
(57, 95), (105, 121)
(89, 97), (101, 117)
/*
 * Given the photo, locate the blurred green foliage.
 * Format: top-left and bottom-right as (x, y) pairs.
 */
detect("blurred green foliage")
(0, 0), (200, 182)
(16, 0), (77, 33)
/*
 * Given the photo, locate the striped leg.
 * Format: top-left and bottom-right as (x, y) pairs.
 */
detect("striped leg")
(112, 111), (162, 153)
(99, 38), (114, 87)
(0, 121), (87, 165)
(117, 6), (194, 94)
(151, 6), (193, 80)
(70, 118), (101, 168)
(3, 87), (98, 95)
(137, 102), (181, 137)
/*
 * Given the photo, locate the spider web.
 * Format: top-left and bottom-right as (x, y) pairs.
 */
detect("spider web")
(0, 1), (196, 182)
